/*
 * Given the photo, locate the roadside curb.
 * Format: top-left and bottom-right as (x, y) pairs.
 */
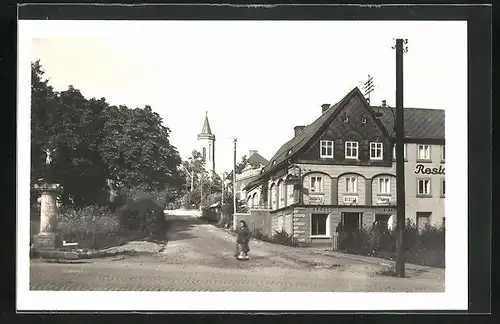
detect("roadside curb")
(30, 244), (166, 261)
(312, 250), (439, 272)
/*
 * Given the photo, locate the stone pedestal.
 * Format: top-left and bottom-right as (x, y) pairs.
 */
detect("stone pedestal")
(33, 183), (62, 250)
(33, 232), (61, 250)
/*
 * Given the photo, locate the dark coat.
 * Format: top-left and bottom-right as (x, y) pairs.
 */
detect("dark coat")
(236, 226), (251, 244)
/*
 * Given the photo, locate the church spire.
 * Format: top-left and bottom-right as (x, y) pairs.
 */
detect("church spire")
(200, 111), (212, 135)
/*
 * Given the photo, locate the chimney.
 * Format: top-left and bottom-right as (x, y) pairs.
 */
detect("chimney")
(294, 126), (305, 137)
(321, 103), (330, 114)
(382, 100), (387, 107)
(248, 150), (257, 157)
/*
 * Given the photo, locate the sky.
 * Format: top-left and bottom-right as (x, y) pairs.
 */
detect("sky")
(29, 21), (466, 175)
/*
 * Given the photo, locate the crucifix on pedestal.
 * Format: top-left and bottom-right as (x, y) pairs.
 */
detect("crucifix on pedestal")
(32, 146), (63, 251)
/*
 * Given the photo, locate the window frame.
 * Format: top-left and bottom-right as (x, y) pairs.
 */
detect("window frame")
(417, 178), (432, 196)
(378, 177), (391, 195)
(417, 144), (431, 160)
(278, 181), (285, 205)
(270, 184), (277, 209)
(310, 176), (323, 193)
(416, 212), (432, 231)
(310, 213), (330, 238)
(320, 140), (334, 158)
(392, 143), (407, 160)
(345, 141), (359, 159)
(370, 142), (384, 160)
(345, 176), (358, 194)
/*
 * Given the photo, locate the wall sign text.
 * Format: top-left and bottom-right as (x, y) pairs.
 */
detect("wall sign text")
(414, 164), (445, 175)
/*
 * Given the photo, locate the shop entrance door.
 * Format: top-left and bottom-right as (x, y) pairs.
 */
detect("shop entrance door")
(341, 212), (361, 233)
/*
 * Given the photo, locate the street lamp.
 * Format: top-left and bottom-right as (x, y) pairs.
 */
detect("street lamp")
(287, 164), (302, 204)
(287, 163), (312, 205)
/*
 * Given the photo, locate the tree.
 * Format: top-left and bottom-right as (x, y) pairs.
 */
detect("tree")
(179, 150), (206, 193)
(178, 157), (225, 209)
(31, 61), (184, 208)
(99, 104), (184, 192)
(31, 61), (110, 206)
(235, 155), (248, 175)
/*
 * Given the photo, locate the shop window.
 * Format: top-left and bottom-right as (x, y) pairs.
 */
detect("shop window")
(311, 213), (329, 236)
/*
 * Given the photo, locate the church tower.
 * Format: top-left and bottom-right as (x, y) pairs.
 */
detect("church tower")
(197, 112), (215, 177)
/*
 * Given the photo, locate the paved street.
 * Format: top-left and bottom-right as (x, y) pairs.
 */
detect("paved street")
(30, 215), (445, 292)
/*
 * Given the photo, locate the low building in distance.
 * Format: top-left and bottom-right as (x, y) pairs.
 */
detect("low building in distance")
(234, 150), (269, 204)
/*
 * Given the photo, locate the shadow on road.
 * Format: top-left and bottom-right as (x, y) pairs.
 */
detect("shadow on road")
(166, 216), (205, 243)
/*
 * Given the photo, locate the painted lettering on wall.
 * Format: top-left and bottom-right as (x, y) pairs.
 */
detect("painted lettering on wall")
(313, 207), (331, 212)
(414, 164), (445, 175)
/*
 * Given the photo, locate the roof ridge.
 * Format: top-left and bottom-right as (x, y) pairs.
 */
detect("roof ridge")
(373, 106), (445, 112)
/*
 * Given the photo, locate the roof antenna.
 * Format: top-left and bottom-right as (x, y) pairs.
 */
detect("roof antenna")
(363, 74), (375, 104)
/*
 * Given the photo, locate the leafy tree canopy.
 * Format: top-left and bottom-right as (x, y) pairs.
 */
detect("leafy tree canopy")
(31, 60), (184, 207)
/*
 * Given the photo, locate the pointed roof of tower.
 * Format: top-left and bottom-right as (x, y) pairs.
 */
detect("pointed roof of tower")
(200, 111), (212, 135)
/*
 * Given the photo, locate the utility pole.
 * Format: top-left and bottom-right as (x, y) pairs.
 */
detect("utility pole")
(191, 170), (194, 192)
(221, 171), (225, 208)
(233, 138), (237, 215)
(394, 38), (408, 277)
(200, 173), (203, 211)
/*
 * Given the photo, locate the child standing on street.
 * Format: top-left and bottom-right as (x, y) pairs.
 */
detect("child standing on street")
(235, 220), (251, 260)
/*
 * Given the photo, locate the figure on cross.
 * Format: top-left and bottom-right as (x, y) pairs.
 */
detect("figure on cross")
(43, 148), (56, 165)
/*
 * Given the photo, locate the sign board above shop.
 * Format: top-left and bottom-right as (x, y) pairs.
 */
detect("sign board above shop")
(377, 196), (391, 205)
(309, 195), (324, 204)
(343, 194), (358, 204)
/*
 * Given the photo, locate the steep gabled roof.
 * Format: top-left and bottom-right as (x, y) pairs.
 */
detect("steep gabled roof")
(258, 87), (361, 177)
(247, 151), (269, 167)
(226, 152), (269, 180)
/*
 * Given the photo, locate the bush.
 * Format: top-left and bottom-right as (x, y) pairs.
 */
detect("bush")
(115, 196), (167, 240)
(201, 208), (219, 223)
(57, 205), (131, 249)
(339, 219), (445, 268)
(252, 228), (273, 243)
(272, 230), (298, 247)
(251, 228), (298, 247)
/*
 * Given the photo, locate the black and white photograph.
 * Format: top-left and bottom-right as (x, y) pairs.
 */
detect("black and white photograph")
(16, 8), (473, 312)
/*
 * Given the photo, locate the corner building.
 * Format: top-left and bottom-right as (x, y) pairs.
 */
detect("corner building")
(244, 87), (445, 244)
